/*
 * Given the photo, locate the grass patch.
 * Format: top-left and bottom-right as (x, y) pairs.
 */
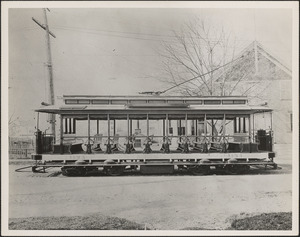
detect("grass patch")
(9, 214), (149, 230)
(229, 212), (292, 230)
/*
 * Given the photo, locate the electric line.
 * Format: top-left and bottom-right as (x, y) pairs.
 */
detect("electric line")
(140, 54), (245, 95)
(52, 24), (270, 43)
(53, 26), (166, 42)
(52, 25), (258, 46)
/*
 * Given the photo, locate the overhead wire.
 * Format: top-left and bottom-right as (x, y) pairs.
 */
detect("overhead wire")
(53, 26), (167, 42)
(154, 53), (246, 95)
(52, 25), (256, 48)
(52, 24), (268, 43)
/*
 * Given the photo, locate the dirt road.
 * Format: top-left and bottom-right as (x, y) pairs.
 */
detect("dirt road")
(9, 161), (292, 230)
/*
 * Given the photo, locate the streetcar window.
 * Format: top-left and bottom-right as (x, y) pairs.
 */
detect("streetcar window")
(233, 100), (246, 104)
(91, 100), (109, 104)
(65, 99), (78, 104)
(111, 100), (128, 105)
(148, 100), (166, 104)
(186, 100), (202, 105)
(222, 100), (246, 104)
(130, 100), (147, 104)
(222, 100), (234, 104)
(78, 99), (90, 104)
(168, 100), (184, 104)
(204, 100), (221, 105)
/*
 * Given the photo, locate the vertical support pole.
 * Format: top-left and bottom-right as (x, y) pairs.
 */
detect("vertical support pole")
(179, 120), (182, 135)
(73, 118), (76, 134)
(113, 119), (116, 136)
(204, 114), (207, 135)
(165, 114), (170, 153)
(185, 113), (188, 136)
(203, 114), (208, 152)
(108, 114), (110, 139)
(223, 114), (226, 136)
(270, 112), (273, 152)
(243, 117), (246, 133)
(87, 114), (91, 154)
(179, 119), (182, 142)
(211, 119), (214, 142)
(248, 115), (252, 153)
(144, 113), (151, 154)
(35, 112), (40, 155)
(127, 114), (130, 137)
(60, 115), (63, 154)
(163, 119), (166, 142)
(253, 113), (255, 143)
(130, 119), (132, 136)
(238, 117), (241, 133)
(96, 119), (99, 134)
(106, 114), (111, 154)
(146, 114), (149, 137)
(87, 115), (90, 141)
(234, 117), (237, 133)
(249, 114), (252, 144)
(223, 114), (226, 152)
(68, 118), (72, 135)
(166, 114), (169, 138)
(195, 118), (198, 142)
(64, 118), (68, 134)
(125, 114), (131, 154)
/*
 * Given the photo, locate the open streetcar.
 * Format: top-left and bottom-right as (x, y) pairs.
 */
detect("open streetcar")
(31, 95), (277, 176)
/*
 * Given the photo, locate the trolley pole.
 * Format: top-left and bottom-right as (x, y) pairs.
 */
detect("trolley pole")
(32, 8), (56, 143)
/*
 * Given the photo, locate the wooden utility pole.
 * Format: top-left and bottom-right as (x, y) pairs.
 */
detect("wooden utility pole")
(32, 8), (56, 142)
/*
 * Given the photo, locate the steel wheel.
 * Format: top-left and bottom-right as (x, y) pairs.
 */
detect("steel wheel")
(104, 166), (125, 176)
(189, 165), (210, 176)
(62, 167), (87, 177)
(32, 166), (45, 173)
(224, 165), (250, 175)
(32, 166), (38, 173)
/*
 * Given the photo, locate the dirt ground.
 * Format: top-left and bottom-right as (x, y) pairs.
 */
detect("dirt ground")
(7, 158), (293, 230)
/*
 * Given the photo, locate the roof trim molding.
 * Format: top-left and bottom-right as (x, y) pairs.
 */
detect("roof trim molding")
(256, 41), (292, 76)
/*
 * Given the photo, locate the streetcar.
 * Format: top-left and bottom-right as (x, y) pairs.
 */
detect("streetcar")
(31, 95), (277, 176)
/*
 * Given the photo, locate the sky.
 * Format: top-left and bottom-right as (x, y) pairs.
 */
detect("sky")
(4, 2), (295, 135)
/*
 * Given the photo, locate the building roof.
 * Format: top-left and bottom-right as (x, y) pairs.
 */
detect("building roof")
(212, 40), (292, 90)
(242, 41), (291, 76)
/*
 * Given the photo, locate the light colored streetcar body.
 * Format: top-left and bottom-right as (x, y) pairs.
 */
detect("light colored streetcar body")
(31, 95), (277, 176)
(41, 152), (269, 162)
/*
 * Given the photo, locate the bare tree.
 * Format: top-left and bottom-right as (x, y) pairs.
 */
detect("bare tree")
(158, 18), (258, 96)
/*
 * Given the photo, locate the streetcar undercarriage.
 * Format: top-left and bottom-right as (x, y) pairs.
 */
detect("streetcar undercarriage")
(31, 152), (277, 176)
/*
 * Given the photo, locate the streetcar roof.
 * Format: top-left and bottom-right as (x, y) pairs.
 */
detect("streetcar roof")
(35, 95), (272, 115)
(35, 104), (272, 114)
